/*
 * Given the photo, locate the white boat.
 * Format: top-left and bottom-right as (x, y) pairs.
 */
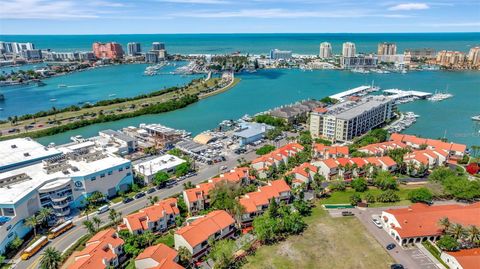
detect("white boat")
(108, 94), (117, 97)
(50, 98), (57, 102)
(472, 115), (480, 121)
(58, 84), (67, 88)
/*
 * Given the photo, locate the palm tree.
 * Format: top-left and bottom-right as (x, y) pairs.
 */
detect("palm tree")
(148, 196), (159, 206)
(142, 231), (156, 247)
(438, 217), (451, 233)
(37, 208), (53, 228)
(177, 246), (192, 267)
(466, 225), (480, 244)
(108, 209), (121, 225)
(25, 216), (39, 238)
(92, 216), (102, 231)
(83, 220), (96, 235)
(40, 247), (62, 269)
(449, 223), (467, 240)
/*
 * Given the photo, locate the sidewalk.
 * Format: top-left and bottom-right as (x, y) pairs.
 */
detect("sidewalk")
(415, 242), (447, 269)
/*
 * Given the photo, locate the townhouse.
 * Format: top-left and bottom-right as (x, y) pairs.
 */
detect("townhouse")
(238, 179), (291, 226)
(70, 228), (125, 269)
(358, 140), (407, 156)
(209, 167), (253, 185)
(121, 198), (180, 234)
(381, 203), (480, 246)
(441, 248), (480, 269)
(313, 143), (349, 159)
(390, 133), (467, 159)
(174, 210), (236, 260)
(403, 148), (449, 169)
(314, 156), (397, 180)
(251, 143), (304, 178)
(287, 162), (318, 187)
(135, 243), (184, 269)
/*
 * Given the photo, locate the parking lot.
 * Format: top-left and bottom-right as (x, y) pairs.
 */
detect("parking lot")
(404, 248), (438, 269)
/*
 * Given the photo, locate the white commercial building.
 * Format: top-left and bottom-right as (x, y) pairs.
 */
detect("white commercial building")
(319, 42), (332, 58)
(133, 154), (186, 184)
(0, 139), (133, 254)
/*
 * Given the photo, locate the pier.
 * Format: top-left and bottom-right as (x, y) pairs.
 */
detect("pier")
(383, 89), (433, 100)
(329, 85), (379, 101)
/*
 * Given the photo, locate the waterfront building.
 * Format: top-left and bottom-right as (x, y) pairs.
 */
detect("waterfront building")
(233, 122), (273, 146)
(377, 42), (397, 56)
(92, 42), (124, 60)
(251, 143), (304, 178)
(145, 51), (159, 63)
(69, 228), (125, 269)
(174, 210), (236, 260)
(152, 42), (165, 51)
(269, 100), (324, 123)
(127, 42), (141, 56)
(441, 248), (480, 269)
(1, 42), (36, 54)
(270, 49), (292, 60)
(377, 54), (405, 64)
(358, 141), (407, 156)
(390, 133), (467, 158)
(98, 129), (137, 155)
(403, 148), (448, 172)
(319, 42), (332, 58)
(468, 46), (480, 67)
(381, 202), (480, 246)
(238, 179), (291, 226)
(404, 48), (436, 61)
(121, 198), (179, 234)
(309, 96), (394, 142)
(0, 140), (133, 253)
(436, 50), (466, 67)
(313, 156), (397, 180)
(20, 49), (42, 60)
(313, 143), (349, 159)
(340, 54), (378, 69)
(135, 243), (184, 269)
(342, 42), (356, 57)
(78, 51), (95, 61)
(133, 155), (186, 184)
(286, 163), (318, 188)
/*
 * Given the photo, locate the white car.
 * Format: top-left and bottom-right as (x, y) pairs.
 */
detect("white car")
(372, 218), (383, 228)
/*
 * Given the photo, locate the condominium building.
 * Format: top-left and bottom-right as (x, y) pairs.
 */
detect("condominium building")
(145, 51), (159, 63)
(390, 133), (467, 158)
(251, 143), (305, 178)
(342, 42), (356, 57)
(122, 198), (179, 234)
(174, 210), (235, 260)
(0, 42), (35, 54)
(309, 96), (394, 142)
(92, 42), (124, 60)
(319, 42), (332, 58)
(313, 143), (349, 159)
(314, 156), (397, 180)
(377, 42), (397, 56)
(0, 139), (133, 253)
(468, 46), (480, 67)
(127, 42), (142, 56)
(270, 49), (292, 60)
(20, 49), (42, 60)
(152, 42), (165, 51)
(135, 243), (184, 269)
(340, 55), (378, 69)
(435, 50), (466, 66)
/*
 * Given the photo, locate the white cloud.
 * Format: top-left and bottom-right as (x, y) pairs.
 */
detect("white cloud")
(421, 22), (480, 27)
(158, 0), (230, 4)
(388, 3), (430, 11)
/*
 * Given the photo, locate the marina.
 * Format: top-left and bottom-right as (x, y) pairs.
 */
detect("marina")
(329, 84), (380, 101)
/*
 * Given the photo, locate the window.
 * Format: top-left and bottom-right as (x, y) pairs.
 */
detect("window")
(125, 165), (130, 170)
(126, 172), (131, 176)
(119, 168), (123, 172)
(3, 208), (15, 216)
(108, 171), (113, 175)
(91, 176), (96, 181)
(100, 173), (105, 178)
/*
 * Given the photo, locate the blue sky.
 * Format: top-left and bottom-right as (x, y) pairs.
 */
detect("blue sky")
(0, 0), (479, 34)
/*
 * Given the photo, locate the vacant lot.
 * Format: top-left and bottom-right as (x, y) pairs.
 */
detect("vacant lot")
(242, 204), (394, 269)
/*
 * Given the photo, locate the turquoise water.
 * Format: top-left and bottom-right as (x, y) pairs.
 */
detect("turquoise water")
(1, 33), (479, 54)
(36, 69), (480, 147)
(0, 63), (202, 118)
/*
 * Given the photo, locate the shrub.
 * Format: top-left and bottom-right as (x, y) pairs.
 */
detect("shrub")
(408, 187), (433, 203)
(351, 178), (368, 192)
(376, 190), (400, 203)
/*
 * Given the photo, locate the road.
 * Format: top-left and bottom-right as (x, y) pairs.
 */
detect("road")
(15, 139), (282, 269)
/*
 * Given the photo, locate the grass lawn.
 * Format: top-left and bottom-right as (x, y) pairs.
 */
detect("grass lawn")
(154, 231), (174, 248)
(320, 185), (420, 207)
(242, 204), (395, 269)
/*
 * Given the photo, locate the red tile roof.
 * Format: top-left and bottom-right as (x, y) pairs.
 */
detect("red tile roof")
(288, 162), (318, 178)
(136, 243), (184, 269)
(359, 141), (407, 155)
(313, 107), (328, 113)
(210, 167), (253, 184)
(446, 248), (480, 269)
(184, 182), (215, 203)
(384, 203), (480, 238)
(390, 133), (466, 153)
(124, 198), (179, 232)
(252, 143), (304, 165)
(70, 228), (124, 269)
(239, 180), (291, 213)
(175, 210), (234, 248)
(314, 143), (349, 157)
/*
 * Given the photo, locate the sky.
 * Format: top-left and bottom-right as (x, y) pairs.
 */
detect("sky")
(0, 0), (479, 34)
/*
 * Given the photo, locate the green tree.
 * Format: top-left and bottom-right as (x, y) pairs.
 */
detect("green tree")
(83, 220), (96, 235)
(363, 192), (376, 203)
(177, 246), (192, 267)
(108, 208), (121, 224)
(351, 178), (368, 192)
(438, 217), (451, 233)
(252, 214), (278, 244)
(256, 144), (276, 155)
(448, 223), (467, 240)
(376, 190), (400, 203)
(208, 239), (236, 269)
(153, 171), (170, 187)
(293, 200), (312, 216)
(436, 235), (459, 251)
(92, 216), (102, 231)
(350, 193), (362, 206)
(40, 247), (62, 269)
(408, 187), (433, 203)
(37, 207), (53, 227)
(148, 195), (159, 205)
(142, 231), (156, 247)
(374, 171), (398, 190)
(7, 236), (23, 251)
(429, 167), (456, 182)
(25, 216), (39, 238)
(466, 225), (480, 244)
(175, 162), (190, 178)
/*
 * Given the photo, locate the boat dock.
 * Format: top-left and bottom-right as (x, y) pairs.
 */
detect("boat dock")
(383, 89), (433, 100)
(329, 85), (380, 101)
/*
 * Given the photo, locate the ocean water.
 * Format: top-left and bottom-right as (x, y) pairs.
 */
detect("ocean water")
(35, 69), (480, 147)
(0, 63), (202, 118)
(1, 33), (479, 55)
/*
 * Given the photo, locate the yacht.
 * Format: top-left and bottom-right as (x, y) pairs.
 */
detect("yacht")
(472, 115), (480, 121)
(58, 84), (67, 88)
(50, 98), (57, 102)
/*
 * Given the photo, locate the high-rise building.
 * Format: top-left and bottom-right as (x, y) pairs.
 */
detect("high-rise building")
(340, 55), (378, 69)
(20, 49), (42, 60)
(403, 48), (436, 60)
(270, 49), (292, 60)
(152, 42), (165, 51)
(145, 51), (159, 63)
(309, 96), (394, 142)
(342, 42), (356, 57)
(436, 50), (466, 66)
(92, 42), (124, 60)
(319, 42), (332, 58)
(0, 42), (35, 54)
(377, 42), (397, 56)
(127, 42), (141, 56)
(467, 47), (480, 67)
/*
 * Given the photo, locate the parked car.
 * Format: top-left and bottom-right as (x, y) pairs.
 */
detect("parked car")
(386, 243), (396, 250)
(341, 211), (354, 216)
(372, 218), (383, 228)
(147, 188), (156, 194)
(390, 264), (404, 269)
(122, 197), (134, 204)
(134, 192), (146, 199)
(97, 205), (110, 214)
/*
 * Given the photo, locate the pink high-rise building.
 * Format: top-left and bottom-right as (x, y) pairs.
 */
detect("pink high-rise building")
(92, 42), (124, 60)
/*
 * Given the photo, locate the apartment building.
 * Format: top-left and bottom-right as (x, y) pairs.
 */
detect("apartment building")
(122, 198), (180, 234)
(286, 163), (318, 187)
(314, 156), (396, 180)
(309, 96), (394, 142)
(390, 133), (467, 158)
(92, 42), (124, 60)
(358, 140), (407, 156)
(251, 143), (304, 178)
(135, 243), (184, 269)
(313, 143), (349, 159)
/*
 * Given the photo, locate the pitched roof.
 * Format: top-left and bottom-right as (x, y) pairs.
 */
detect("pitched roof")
(70, 228), (124, 269)
(184, 182), (215, 203)
(390, 133), (466, 153)
(252, 143), (304, 165)
(175, 210), (234, 248)
(210, 167), (252, 184)
(359, 141), (407, 155)
(136, 243), (184, 269)
(124, 198), (179, 231)
(288, 162), (318, 178)
(239, 179), (291, 213)
(384, 203), (480, 238)
(313, 143), (349, 156)
(446, 248), (480, 269)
